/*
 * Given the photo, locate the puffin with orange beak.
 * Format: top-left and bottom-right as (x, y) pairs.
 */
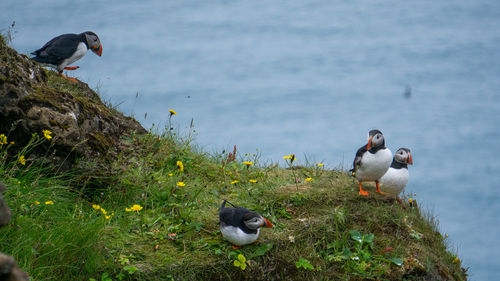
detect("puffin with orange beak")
(379, 148), (413, 199)
(219, 200), (273, 249)
(351, 129), (392, 196)
(31, 31), (102, 82)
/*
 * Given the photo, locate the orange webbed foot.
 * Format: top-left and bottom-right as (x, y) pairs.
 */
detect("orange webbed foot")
(358, 182), (369, 196)
(59, 73), (78, 82)
(59, 72), (78, 82)
(359, 190), (369, 196)
(232, 245), (242, 250)
(64, 66), (79, 70)
(375, 181), (386, 194)
(65, 76), (78, 82)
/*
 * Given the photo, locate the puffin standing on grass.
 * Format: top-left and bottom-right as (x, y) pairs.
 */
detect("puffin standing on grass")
(31, 31), (102, 82)
(351, 129), (392, 196)
(219, 200), (273, 249)
(379, 148), (413, 199)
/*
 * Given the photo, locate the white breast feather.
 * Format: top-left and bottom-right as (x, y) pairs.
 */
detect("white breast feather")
(356, 148), (392, 181)
(220, 225), (260, 246)
(59, 42), (87, 70)
(379, 167), (409, 197)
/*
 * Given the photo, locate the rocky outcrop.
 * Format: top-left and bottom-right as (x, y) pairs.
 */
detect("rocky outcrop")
(0, 182), (29, 281)
(0, 36), (146, 169)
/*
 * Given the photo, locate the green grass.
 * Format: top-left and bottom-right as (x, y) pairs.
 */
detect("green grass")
(0, 126), (467, 280)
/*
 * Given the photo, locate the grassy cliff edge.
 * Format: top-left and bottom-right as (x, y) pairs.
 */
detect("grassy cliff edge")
(0, 35), (467, 280)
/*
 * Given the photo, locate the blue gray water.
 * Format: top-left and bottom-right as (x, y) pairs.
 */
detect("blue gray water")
(2, 1), (500, 279)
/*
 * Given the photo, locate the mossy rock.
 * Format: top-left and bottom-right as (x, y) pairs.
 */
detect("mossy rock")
(0, 34), (146, 170)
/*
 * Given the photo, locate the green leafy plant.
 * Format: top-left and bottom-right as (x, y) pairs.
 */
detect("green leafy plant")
(338, 230), (404, 277)
(233, 254), (247, 270)
(296, 258), (314, 271)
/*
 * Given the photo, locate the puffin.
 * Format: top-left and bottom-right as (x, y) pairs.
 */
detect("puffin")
(379, 148), (413, 198)
(219, 200), (273, 249)
(31, 31), (102, 82)
(351, 129), (392, 196)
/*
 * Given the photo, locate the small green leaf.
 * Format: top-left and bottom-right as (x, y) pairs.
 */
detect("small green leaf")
(123, 265), (138, 275)
(388, 257), (404, 266)
(238, 254), (246, 263)
(101, 273), (112, 281)
(349, 230), (362, 243)
(250, 243), (273, 258)
(363, 233), (374, 243)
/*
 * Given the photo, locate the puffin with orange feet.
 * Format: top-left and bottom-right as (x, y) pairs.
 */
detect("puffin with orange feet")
(351, 129), (392, 196)
(31, 31), (102, 82)
(219, 200), (273, 249)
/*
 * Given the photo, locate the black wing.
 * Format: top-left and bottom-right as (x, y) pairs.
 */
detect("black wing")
(31, 33), (81, 65)
(220, 201), (254, 227)
(351, 145), (367, 175)
(220, 207), (244, 227)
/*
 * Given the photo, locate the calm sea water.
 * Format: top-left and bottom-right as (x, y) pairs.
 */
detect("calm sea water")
(2, 1), (500, 279)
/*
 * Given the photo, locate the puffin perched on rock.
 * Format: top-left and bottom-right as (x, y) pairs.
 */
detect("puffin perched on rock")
(379, 148), (413, 198)
(31, 31), (102, 82)
(219, 200), (273, 249)
(351, 129), (392, 196)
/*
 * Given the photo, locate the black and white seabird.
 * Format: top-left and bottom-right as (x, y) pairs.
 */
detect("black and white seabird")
(379, 148), (413, 198)
(219, 200), (273, 248)
(351, 129), (393, 196)
(31, 31), (102, 82)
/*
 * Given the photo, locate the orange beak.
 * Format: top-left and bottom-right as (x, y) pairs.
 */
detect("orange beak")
(366, 136), (372, 150)
(407, 153), (413, 165)
(92, 45), (103, 56)
(263, 218), (273, 228)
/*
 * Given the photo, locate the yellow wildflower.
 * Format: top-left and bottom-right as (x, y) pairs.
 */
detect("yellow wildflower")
(100, 208), (107, 215)
(34, 201), (40, 205)
(168, 173), (173, 177)
(0, 134), (7, 145)
(10, 142), (14, 145)
(177, 181), (186, 187)
(18, 155), (26, 165)
(242, 161), (254, 166)
(317, 163), (324, 167)
(305, 177), (313, 182)
(409, 198), (413, 204)
(169, 109), (177, 116)
(130, 204), (143, 212)
(249, 179), (257, 183)
(283, 154), (296, 162)
(45, 201), (54, 205)
(42, 129), (53, 140)
(453, 257), (460, 264)
(176, 160), (184, 171)
(92, 204), (101, 210)
(105, 215), (112, 220)
(125, 207), (132, 212)
(231, 180), (239, 184)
